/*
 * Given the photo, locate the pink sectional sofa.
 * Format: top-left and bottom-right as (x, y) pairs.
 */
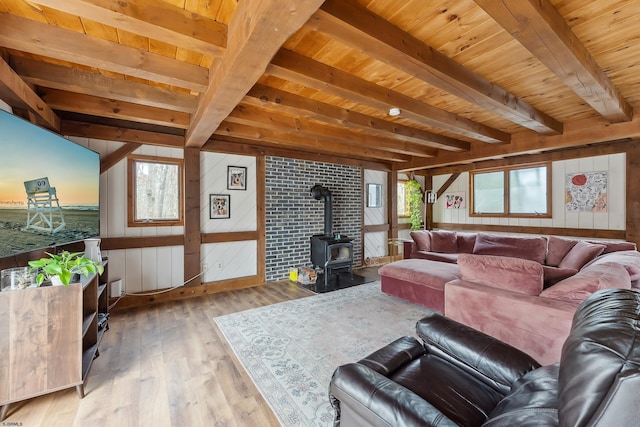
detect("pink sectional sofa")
(379, 230), (640, 364)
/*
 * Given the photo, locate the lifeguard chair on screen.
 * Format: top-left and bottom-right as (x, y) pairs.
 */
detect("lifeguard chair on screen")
(23, 177), (66, 234)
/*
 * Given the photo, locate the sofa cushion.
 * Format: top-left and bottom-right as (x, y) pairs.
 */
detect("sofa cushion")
(413, 251), (459, 264)
(431, 230), (457, 253)
(542, 266), (578, 288)
(456, 233), (477, 254)
(539, 262), (630, 303)
(410, 230), (431, 251)
(546, 236), (578, 267)
(484, 364), (560, 427)
(588, 240), (637, 254)
(472, 233), (547, 264)
(558, 240), (606, 270)
(585, 250), (640, 281)
(458, 254), (544, 296)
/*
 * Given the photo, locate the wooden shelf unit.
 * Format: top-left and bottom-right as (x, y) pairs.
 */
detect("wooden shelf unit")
(0, 260), (109, 420)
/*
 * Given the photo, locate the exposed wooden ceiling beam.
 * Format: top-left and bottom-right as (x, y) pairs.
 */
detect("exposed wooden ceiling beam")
(61, 120), (184, 148)
(267, 49), (510, 144)
(0, 56), (59, 131)
(0, 12), (208, 92)
(205, 137), (392, 171)
(185, 0), (326, 148)
(226, 104), (438, 157)
(475, 0), (632, 122)
(41, 89), (190, 129)
(12, 56), (198, 113)
(245, 84), (470, 151)
(215, 121), (411, 162)
(30, 0), (227, 57)
(404, 108), (640, 171)
(312, 0), (563, 135)
(100, 142), (142, 173)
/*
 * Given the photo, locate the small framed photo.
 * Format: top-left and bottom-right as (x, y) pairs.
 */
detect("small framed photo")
(210, 194), (230, 219)
(367, 183), (382, 208)
(227, 166), (247, 190)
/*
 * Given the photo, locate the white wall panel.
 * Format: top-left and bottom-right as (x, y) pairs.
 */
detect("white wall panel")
(364, 231), (387, 259)
(202, 241), (257, 282)
(433, 153), (626, 232)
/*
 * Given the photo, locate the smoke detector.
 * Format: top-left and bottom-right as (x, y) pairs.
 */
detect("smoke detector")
(388, 107), (401, 116)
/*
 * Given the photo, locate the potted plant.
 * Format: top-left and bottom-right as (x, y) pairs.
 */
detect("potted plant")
(29, 250), (104, 286)
(406, 179), (423, 230)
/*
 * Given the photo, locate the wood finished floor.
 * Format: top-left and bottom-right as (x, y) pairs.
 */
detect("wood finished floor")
(4, 267), (381, 426)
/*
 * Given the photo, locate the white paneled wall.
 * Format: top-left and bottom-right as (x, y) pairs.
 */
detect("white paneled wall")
(364, 169), (388, 259)
(433, 153), (626, 231)
(67, 138), (258, 293)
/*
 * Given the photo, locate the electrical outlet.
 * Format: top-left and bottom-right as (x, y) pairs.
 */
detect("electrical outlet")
(202, 263), (208, 272)
(217, 262), (223, 270)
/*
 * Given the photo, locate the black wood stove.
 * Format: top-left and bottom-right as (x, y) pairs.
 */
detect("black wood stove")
(309, 184), (353, 287)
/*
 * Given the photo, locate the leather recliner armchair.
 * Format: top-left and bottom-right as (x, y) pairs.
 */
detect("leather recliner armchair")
(329, 288), (640, 426)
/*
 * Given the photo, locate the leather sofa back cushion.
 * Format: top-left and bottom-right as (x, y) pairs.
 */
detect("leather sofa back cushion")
(558, 240), (606, 270)
(472, 233), (548, 264)
(458, 254), (544, 296)
(539, 262), (630, 303)
(410, 230), (431, 251)
(558, 289), (640, 426)
(431, 230), (458, 253)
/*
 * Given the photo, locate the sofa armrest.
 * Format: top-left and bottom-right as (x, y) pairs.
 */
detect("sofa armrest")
(416, 312), (540, 395)
(329, 363), (458, 427)
(403, 240), (417, 259)
(445, 279), (577, 365)
(357, 336), (425, 375)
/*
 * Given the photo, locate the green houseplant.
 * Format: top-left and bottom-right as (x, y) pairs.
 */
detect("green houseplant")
(28, 250), (104, 286)
(406, 179), (423, 230)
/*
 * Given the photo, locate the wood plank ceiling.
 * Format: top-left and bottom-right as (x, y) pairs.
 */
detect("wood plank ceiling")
(1, 0), (639, 172)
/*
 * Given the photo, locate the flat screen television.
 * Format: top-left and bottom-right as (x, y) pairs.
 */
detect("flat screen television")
(0, 110), (100, 259)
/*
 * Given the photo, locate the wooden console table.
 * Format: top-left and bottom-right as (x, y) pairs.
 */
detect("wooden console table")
(0, 261), (109, 421)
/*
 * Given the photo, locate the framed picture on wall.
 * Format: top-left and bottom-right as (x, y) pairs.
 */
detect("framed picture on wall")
(367, 183), (382, 207)
(227, 166), (247, 190)
(210, 194), (230, 219)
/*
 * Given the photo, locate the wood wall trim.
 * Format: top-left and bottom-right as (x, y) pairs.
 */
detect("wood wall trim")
(101, 235), (184, 250)
(363, 224), (390, 233)
(257, 155), (266, 282)
(111, 275), (263, 311)
(626, 144), (640, 247)
(201, 231), (259, 244)
(183, 147), (201, 287)
(433, 223), (626, 240)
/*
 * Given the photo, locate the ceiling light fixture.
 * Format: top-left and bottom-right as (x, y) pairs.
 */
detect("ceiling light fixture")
(388, 107), (401, 116)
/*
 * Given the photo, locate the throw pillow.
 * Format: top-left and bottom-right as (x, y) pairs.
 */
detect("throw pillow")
(410, 230), (431, 251)
(540, 262), (631, 303)
(458, 253), (544, 296)
(431, 230), (457, 253)
(546, 236), (579, 267)
(472, 233), (548, 264)
(558, 240), (606, 271)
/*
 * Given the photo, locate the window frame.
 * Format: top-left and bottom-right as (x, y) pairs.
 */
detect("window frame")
(469, 162), (552, 218)
(127, 154), (184, 227)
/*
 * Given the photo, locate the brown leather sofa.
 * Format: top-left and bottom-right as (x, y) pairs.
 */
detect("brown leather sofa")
(329, 288), (640, 426)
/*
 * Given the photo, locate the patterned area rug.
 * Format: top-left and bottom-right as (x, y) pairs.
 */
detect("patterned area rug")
(214, 282), (433, 426)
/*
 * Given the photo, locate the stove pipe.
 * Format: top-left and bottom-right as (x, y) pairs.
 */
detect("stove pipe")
(310, 184), (333, 236)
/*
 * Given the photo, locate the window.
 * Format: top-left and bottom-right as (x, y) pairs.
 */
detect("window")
(397, 180), (410, 217)
(470, 163), (550, 217)
(128, 155), (184, 226)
